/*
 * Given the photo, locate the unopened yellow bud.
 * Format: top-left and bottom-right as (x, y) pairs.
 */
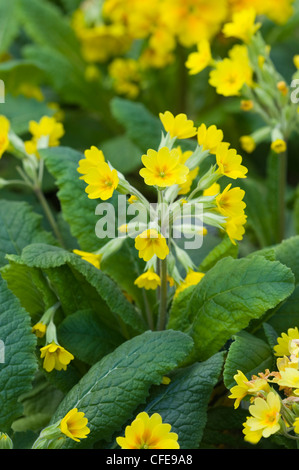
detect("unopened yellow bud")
(240, 100), (254, 112)
(271, 139), (287, 154)
(240, 136), (256, 154)
(293, 55), (299, 70)
(277, 81), (288, 96)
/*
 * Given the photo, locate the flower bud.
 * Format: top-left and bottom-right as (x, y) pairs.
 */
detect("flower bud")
(0, 433), (13, 449)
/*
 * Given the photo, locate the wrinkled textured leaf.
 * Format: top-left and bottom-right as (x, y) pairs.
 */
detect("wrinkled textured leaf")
(168, 255), (295, 361)
(50, 329), (194, 448)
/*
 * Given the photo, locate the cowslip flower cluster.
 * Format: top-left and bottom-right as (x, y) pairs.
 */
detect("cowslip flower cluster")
(187, 8), (299, 157)
(32, 408), (90, 449)
(71, 0), (295, 98)
(229, 327), (299, 445)
(77, 110), (247, 329)
(116, 412), (180, 449)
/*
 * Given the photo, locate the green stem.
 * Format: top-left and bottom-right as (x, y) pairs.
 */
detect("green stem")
(142, 290), (154, 330)
(157, 257), (168, 331)
(277, 151), (287, 243)
(34, 186), (65, 248)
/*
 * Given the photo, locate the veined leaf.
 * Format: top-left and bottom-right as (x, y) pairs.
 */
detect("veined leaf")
(168, 255), (295, 362)
(141, 352), (225, 449)
(50, 329), (194, 448)
(0, 199), (57, 267)
(223, 331), (274, 391)
(0, 275), (37, 432)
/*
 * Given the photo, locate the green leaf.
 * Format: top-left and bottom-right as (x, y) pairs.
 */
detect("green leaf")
(1, 93), (54, 136)
(0, 199), (57, 267)
(16, 243), (147, 334)
(223, 331), (274, 390)
(18, 0), (83, 67)
(239, 178), (274, 247)
(110, 98), (162, 152)
(1, 259), (57, 318)
(141, 352), (225, 449)
(295, 185), (299, 235)
(50, 329), (194, 448)
(0, 275), (37, 432)
(58, 309), (124, 365)
(168, 255), (295, 362)
(198, 235), (238, 273)
(101, 135), (142, 174)
(0, 0), (20, 54)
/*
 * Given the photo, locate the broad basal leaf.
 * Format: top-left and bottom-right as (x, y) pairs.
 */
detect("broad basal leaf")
(0, 275), (37, 432)
(50, 329), (194, 448)
(168, 255), (295, 362)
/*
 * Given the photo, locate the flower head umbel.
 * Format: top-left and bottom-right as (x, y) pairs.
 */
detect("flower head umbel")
(139, 147), (189, 188)
(135, 229), (169, 262)
(116, 412), (180, 449)
(60, 408), (90, 442)
(40, 341), (74, 373)
(159, 111), (197, 140)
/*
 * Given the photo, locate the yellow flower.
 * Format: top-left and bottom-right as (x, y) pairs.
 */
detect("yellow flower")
(77, 146), (105, 179)
(175, 146), (195, 194)
(275, 368), (299, 395)
(109, 57), (141, 99)
(209, 58), (246, 97)
(240, 136), (256, 154)
(73, 249), (102, 269)
(60, 408), (90, 442)
(246, 392), (281, 439)
(274, 327), (299, 357)
(228, 370), (270, 409)
(225, 213), (247, 245)
(135, 229), (169, 262)
(242, 419), (263, 444)
(29, 116), (64, 147)
(159, 111), (197, 139)
(216, 184), (246, 219)
(197, 123), (224, 154)
(175, 271), (205, 297)
(293, 417), (299, 434)
(83, 162), (119, 200)
(32, 322), (47, 338)
(228, 44), (254, 88)
(40, 341), (74, 372)
(185, 39), (212, 75)
(223, 8), (261, 43)
(294, 55), (299, 70)
(203, 182), (221, 197)
(134, 269), (161, 290)
(116, 412), (180, 449)
(128, 195), (138, 204)
(216, 143), (248, 179)
(271, 139), (287, 154)
(24, 139), (39, 158)
(0, 115), (10, 158)
(140, 147), (189, 188)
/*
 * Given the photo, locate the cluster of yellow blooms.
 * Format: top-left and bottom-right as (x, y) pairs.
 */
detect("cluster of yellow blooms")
(229, 327), (299, 445)
(76, 110), (248, 302)
(32, 407), (179, 449)
(71, 0), (295, 98)
(186, 7), (299, 156)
